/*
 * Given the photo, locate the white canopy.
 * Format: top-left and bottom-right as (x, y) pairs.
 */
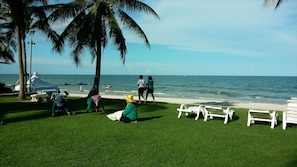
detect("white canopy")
(14, 71), (58, 92)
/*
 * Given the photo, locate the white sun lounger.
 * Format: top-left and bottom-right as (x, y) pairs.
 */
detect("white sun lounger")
(283, 99), (297, 130)
(247, 109), (278, 129)
(177, 104), (204, 120)
(203, 106), (234, 124)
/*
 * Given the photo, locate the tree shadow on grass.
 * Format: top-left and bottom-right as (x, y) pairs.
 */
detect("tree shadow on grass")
(0, 100), (52, 124)
(102, 100), (168, 114)
(0, 97), (125, 124)
(135, 102), (168, 113)
(286, 158), (297, 167)
(0, 96), (170, 124)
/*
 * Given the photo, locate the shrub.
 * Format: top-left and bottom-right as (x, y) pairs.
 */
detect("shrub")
(0, 82), (13, 93)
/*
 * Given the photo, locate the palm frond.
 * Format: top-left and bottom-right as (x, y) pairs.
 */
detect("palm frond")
(119, 10), (150, 48)
(115, 0), (160, 19)
(263, 0), (284, 9)
(72, 43), (84, 66)
(47, 0), (88, 22)
(107, 13), (127, 63)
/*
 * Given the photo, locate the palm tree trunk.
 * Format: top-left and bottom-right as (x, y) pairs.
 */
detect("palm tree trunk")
(17, 28), (25, 99)
(22, 38), (28, 92)
(88, 13), (102, 98)
(88, 40), (102, 97)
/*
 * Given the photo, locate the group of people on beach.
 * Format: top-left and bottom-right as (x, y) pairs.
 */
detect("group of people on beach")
(137, 75), (155, 104)
(51, 92), (137, 123)
(51, 75), (155, 123)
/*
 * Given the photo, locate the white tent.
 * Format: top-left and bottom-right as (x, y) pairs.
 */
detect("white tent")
(14, 71), (58, 92)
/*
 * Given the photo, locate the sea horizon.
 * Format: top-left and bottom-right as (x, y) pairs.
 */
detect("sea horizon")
(1, 74), (296, 105)
(1, 73), (297, 77)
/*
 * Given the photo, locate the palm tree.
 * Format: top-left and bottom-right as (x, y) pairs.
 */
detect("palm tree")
(264, 0), (284, 9)
(0, 6), (15, 64)
(2, 0), (60, 99)
(50, 0), (159, 96)
(0, 33), (16, 64)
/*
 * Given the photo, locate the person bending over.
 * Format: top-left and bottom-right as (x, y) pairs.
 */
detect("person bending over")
(87, 94), (105, 112)
(52, 95), (70, 117)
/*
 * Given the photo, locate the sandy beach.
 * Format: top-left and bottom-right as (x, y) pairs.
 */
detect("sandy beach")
(69, 93), (286, 111)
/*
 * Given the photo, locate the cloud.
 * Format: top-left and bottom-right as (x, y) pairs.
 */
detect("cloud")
(124, 0), (297, 60)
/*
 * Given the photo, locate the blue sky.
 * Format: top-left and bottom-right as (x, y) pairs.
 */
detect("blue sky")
(1, 0), (297, 76)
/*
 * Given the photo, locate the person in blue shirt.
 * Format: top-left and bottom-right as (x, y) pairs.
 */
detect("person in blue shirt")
(51, 95), (70, 117)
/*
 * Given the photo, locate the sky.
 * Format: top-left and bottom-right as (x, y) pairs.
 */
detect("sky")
(1, 0), (297, 76)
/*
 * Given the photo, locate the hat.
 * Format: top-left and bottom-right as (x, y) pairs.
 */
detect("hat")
(125, 94), (135, 103)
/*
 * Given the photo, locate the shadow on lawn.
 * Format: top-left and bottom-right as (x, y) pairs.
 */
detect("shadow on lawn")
(185, 111), (240, 122)
(137, 116), (162, 122)
(197, 101), (236, 107)
(0, 97), (90, 124)
(0, 97), (169, 124)
(0, 101), (52, 123)
(137, 102), (167, 112)
(285, 152), (297, 167)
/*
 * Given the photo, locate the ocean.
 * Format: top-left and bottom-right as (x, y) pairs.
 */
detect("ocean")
(1, 74), (296, 105)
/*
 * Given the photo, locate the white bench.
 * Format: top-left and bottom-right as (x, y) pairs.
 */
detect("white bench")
(30, 93), (47, 102)
(247, 109), (278, 129)
(283, 100), (297, 130)
(203, 106), (234, 124)
(177, 104), (204, 120)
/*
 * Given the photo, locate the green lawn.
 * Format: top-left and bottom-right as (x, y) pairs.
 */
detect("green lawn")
(0, 96), (296, 167)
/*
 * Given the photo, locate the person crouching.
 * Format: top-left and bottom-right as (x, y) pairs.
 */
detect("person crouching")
(52, 95), (70, 117)
(87, 94), (105, 112)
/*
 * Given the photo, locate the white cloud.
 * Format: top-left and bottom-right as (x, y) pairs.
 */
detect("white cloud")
(124, 0), (297, 60)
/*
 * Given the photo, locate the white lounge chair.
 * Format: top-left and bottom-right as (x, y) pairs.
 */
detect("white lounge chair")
(282, 99), (297, 130)
(247, 109), (278, 129)
(177, 104), (204, 120)
(203, 106), (234, 124)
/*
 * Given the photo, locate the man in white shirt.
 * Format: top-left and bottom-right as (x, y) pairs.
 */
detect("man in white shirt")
(137, 75), (146, 104)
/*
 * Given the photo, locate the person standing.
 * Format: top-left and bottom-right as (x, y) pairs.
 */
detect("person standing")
(137, 75), (146, 104)
(80, 84), (83, 93)
(145, 76), (155, 103)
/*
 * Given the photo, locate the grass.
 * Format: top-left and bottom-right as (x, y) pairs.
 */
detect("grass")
(0, 95), (297, 167)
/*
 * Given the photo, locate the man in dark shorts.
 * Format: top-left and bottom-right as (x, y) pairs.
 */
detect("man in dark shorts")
(137, 75), (146, 104)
